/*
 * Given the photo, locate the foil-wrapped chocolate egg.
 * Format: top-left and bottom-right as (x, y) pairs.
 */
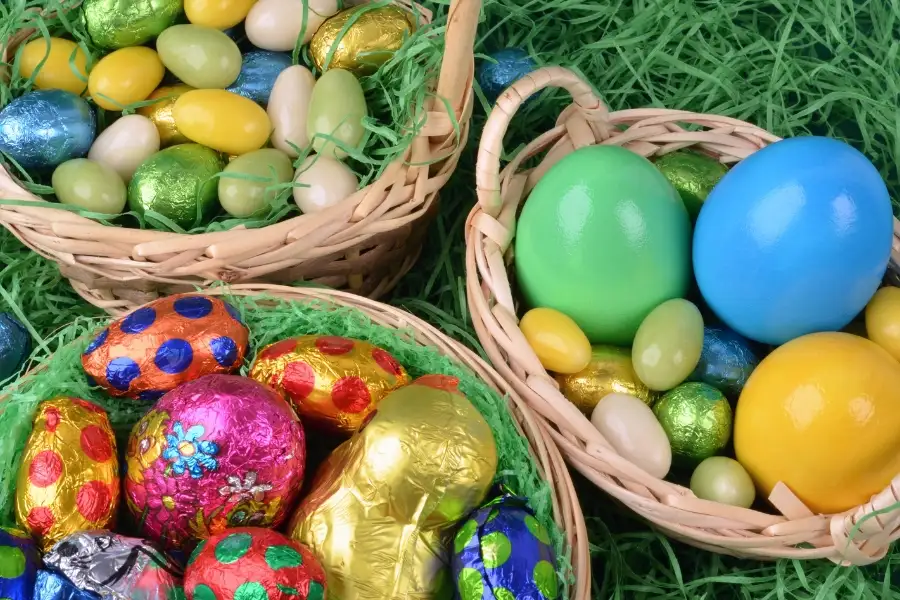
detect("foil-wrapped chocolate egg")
(310, 4), (416, 74)
(0, 312), (31, 380)
(82, 295), (249, 400)
(15, 397), (120, 552)
(34, 571), (98, 600)
(0, 526), (40, 600)
(185, 528), (326, 600)
(125, 375), (306, 551)
(250, 335), (410, 434)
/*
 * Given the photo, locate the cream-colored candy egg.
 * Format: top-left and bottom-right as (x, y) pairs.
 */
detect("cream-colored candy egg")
(590, 392), (672, 478)
(292, 155), (358, 213)
(268, 65), (315, 157)
(88, 115), (161, 182)
(245, 0), (339, 51)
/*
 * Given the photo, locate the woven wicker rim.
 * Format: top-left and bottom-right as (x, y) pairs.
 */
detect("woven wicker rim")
(0, 0), (478, 308)
(465, 65), (900, 566)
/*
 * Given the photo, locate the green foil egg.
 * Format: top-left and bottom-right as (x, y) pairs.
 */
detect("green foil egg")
(82, 0), (183, 50)
(653, 382), (732, 468)
(654, 151), (728, 220)
(128, 144), (224, 230)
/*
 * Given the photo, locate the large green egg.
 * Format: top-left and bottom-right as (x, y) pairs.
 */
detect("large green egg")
(515, 145), (691, 345)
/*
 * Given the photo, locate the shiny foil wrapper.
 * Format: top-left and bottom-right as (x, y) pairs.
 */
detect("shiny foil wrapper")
(82, 0), (182, 50)
(250, 335), (410, 434)
(653, 382), (732, 467)
(44, 531), (182, 600)
(288, 376), (497, 600)
(654, 151), (728, 220)
(0, 312), (30, 380)
(185, 528), (326, 600)
(34, 571), (99, 600)
(15, 397), (120, 552)
(556, 345), (656, 414)
(477, 48), (537, 105)
(82, 295), (248, 400)
(0, 526), (40, 600)
(128, 145), (225, 231)
(310, 4), (416, 75)
(125, 375), (306, 551)
(226, 51), (293, 105)
(137, 85), (194, 148)
(452, 495), (558, 600)
(689, 326), (759, 398)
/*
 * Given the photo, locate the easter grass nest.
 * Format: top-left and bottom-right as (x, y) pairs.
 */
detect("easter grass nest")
(0, 289), (573, 595)
(0, 0), (461, 233)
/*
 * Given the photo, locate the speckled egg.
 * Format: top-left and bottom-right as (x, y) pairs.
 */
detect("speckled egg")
(81, 295), (249, 400)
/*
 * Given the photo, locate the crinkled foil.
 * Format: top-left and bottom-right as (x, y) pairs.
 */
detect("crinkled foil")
(653, 151), (728, 219)
(250, 335), (410, 434)
(125, 375), (306, 552)
(653, 382), (733, 467)
(0, 526), (40, 600)
(288, 376), (497, 600)
(555, 345), (657, 414)
(82, 295), (248, 400)
(0, 312), (30, 380)
(477, 48), (537, 105)
(44, 531), (182, 600)
(34, 571), (99, 600)
(16, 397), (120, 552)
(310, 5), (416, 75)
(184, 528), (326, 600)
(137, 85), (194, 148)
(82, 0), (182, 50)
(452, 496), (559, 600)
(689, 326), (759, 398)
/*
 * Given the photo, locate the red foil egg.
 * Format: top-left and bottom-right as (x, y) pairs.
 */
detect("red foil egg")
(82, 295), (249, 400)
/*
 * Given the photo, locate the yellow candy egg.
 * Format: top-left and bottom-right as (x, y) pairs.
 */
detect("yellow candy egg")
(735, 332), (900, 514)
(520, 307), (592, 374)
(173, 89), (271, 156)
(19, 37), (89, 95)
(88, 47), (164, 111)
(865, 286), (900, 362)
(186, 0), (257, 29)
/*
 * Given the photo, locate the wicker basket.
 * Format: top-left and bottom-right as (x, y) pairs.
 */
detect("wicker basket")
(465, 66), (900, 565)
(0, 0), (477, 312)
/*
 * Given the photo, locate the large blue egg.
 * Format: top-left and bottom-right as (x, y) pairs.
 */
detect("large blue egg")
(688, 326), (759, 397)
(693, 136), (893, 345)
(0, 90), (96, 170)
(0, 312), (30, 380)
(477, 48), (537, 106)
(0, 526), (40, 600)
(226, 50), (293, 105)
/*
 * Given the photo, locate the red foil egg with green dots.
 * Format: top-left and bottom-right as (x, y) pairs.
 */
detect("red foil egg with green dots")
(82, 295), (249, 400)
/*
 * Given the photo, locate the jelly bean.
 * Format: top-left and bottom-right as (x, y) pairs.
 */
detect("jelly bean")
(185, 0), (257, 29)
(88, 115), (160, 182)
(19, 37), (88, 95)
(590, 393), (671, 478)
(307, 68), (366, 159)
(245, 0), (339, 51)
(268, 65), (315, 156)
(173, 89), (271, 155)
(690, 457), (755, 508)
(219, 148), (294, 218)
(88, 47), (164, 111)
(632, 299), (704, 391)
(52, 158), (127, 214)
(156, 24), (242, 89)
(292, 155), (358, 214)
(520, 307), (592, 374)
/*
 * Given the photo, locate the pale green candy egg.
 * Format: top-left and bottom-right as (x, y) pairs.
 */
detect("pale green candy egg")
(306, 69), (367, 159)
(52, 158), (127, 214)
(219, 148), (294, 218)
(156, 24), (242, 89)
(632, 298), (704, 391)
(690, 456), (756, 508)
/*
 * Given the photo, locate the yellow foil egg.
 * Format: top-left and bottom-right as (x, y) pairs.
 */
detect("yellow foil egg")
(556, 345), (657, 414)
(88, 47), (164, 111)
(520, 307), (592, 374)
(137, 84), (195, 147)
(19, 37), (89, 95)
(865, 286), (900, 362)
(173, 89), (271, 156)
(185, 0), (258, 29)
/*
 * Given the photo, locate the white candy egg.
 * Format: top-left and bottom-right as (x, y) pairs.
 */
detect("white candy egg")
(292, 154), (358, 214)
(590, 392), (672, 478)
(268, 65), (316, 157)
(245, 0), (339, 52)
(88, 114), (160, 182)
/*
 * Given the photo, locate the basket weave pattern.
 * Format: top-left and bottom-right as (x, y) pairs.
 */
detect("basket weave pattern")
(0, 0), (478, 312)
(465, 66), (900, 565)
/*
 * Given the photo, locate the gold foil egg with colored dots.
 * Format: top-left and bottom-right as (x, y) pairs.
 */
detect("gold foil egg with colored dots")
(82, 295), (249, 400)
(250, 335), (410, 434)
(15, 397), (120, 552)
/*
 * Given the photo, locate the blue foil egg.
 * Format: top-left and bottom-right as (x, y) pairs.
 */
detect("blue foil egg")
(0, 90), (96, 170)
(225, 50), (293, 105)
(477, 48), (537, 106)
(0, 312), (30, 380)
(0, 526), (40, 600)
(452, 495), (558, 600)
(689, 326), (758, 397)
(33, 571), (99, 600)
(694, 137), (893, 345)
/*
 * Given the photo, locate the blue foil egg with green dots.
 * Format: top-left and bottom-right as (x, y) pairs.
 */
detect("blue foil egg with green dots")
(0, 526), (41, 600)
(452, 495), (558, 600)
(477, 48), (537, 106)
(0, 312), (31, 380)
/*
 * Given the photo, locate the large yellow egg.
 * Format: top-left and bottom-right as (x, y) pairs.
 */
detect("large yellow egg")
(19, 37), (89, 95)
(173, 89), (271, 156)
(185, 0), (257, 29)
(865, 286), (900, 362)
(734, 332), (900, 514)
(88, 47), (164, 111)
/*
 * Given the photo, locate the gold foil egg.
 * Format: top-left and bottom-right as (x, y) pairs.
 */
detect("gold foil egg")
(556, 345), (657, 414)
(137, 84), (195, 147)
(15, 397), (120, 552)
(288, 375), (497, 600)
(250, 335), (410, 434)
(310, 4), (416, 75)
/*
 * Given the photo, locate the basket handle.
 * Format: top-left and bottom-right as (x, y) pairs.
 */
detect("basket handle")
(476, 66), (609, 217)
(434, 0), (481, 123)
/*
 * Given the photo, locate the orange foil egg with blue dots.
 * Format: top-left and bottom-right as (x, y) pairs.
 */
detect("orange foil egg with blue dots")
(82, 295), (249, 400)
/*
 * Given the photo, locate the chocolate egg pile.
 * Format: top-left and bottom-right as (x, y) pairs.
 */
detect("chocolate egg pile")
(10, 294), (553, 600)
